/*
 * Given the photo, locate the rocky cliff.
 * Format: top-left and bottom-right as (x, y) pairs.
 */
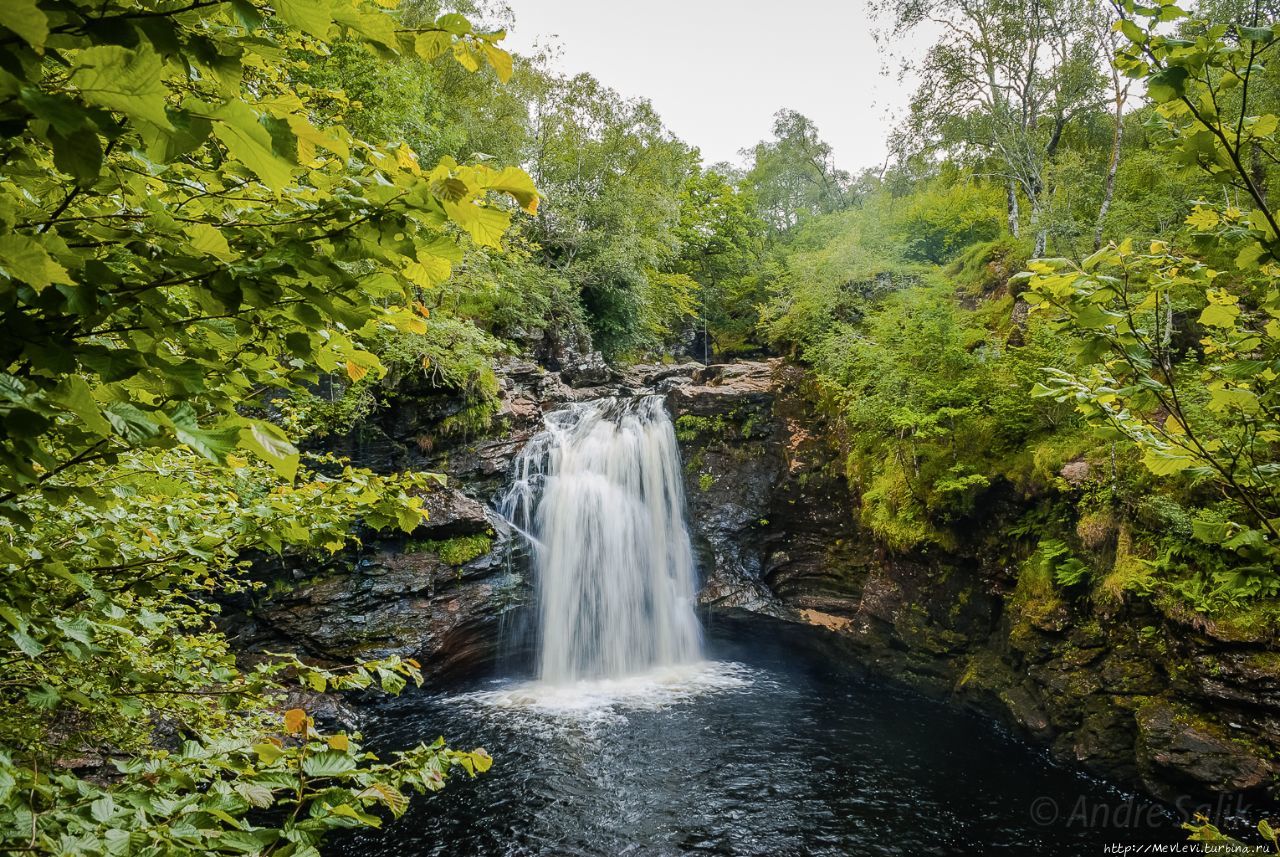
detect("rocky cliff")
(665, 359), (1280, 806)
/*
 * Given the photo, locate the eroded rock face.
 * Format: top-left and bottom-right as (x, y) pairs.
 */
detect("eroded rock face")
(664, 358), (1280, 807)
(227, 352), (669, 680)
(227, 513), (523, 678)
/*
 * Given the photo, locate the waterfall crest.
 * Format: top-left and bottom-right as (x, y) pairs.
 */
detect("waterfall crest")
(499, 396), (702, 684)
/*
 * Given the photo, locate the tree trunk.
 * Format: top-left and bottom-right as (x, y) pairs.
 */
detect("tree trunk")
(1030, 190), (1047, 257)
(1007, 182), (1020, 237)
(1094, 91), (1125, 251)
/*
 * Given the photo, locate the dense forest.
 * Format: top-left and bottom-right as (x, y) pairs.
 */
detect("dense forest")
(2, 0), (1280, 851)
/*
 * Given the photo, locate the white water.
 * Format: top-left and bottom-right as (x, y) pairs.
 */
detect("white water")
(499, 396), (703, 685)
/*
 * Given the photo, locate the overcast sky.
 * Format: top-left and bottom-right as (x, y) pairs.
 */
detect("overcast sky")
(503, 0), (921, 174)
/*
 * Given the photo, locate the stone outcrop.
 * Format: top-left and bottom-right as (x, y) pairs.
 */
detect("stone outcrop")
(664, 358), (1280, 807)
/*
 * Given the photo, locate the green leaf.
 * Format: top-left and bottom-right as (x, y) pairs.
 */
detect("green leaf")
(233, 782), (275, 809)
(0, 0), (48, 51)
(1239, 25), (1274, 43)
(10, 628), (43, 657)
(212, 102), (296, 191)
(414, 31), (452, 61)
(332, 6), (398, 49)
(50, 376), (111, 436)
(185, 223), (237, 262)
(26, 683), (59, 709)
(435, 13), (472, 34)
(0, 234), (74, 291)
(90, 794), (114, 822)
(301, 751), (358, 777)
(1199, 302), (1240, 328)
(253, 743), (285, 765)
(49, 128), (104, 186)
(444, 202), (510, 248)
(105, 402), (161, 442)
(71, 45), (173, 130)
(1146, 66), (1189, 103)
(238, 419), (299, 480)
(479, 42), (513, 83)
(171, 405), (238, 462)
(1118, 19), (1144, 42)
(329, 803), (382, 826)
(273, 0), (334, 38)
(1142, 447), (1196, 476)
(479, 166), (538, 213)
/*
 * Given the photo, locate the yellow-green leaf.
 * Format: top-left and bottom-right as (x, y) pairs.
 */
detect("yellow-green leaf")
(415, 31), (451, 60)
(479, 165), (539, 213)
(1199, 302), (1240, 328)
(185, 224), (237, 262)
(479, 42), (513, 82)
(273, 0), (333, 38)
(444, 201), (509, 248)
(72, 45), (173, 130)
(238, 419), (299, 480)
(1142, 447), (1196, 476)
(50, 376), (111, 436)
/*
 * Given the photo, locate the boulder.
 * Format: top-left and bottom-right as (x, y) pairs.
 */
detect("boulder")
(413, 487), (491, 538)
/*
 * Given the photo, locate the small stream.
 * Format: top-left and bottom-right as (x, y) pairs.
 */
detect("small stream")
(330, 616), (1191, 856)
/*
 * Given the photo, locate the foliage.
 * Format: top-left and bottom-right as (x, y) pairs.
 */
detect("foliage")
(879, 0), (1111, 254)
(0, 0), (532, 851)
(523, 71), (699, 357)
(742, 109), (851, 232)
(895, 179), (1006, 264)
(2, 699), (492, 857)
(1026, 0), (1280, 587)
(671, 169), (768, 357)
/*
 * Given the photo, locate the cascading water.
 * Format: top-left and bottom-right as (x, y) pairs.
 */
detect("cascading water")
(498, 395), (703, 684)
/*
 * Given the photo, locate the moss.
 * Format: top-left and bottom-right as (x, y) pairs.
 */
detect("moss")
(675, 406), (769, 443)
(1097, 523), (1157, 608)
(409, 532), (493, 567)
(698, 473), (715, 492)
(944, 234), (1032, 296)
(1008, 544), (1069, 646)
(675, 414), (729, 442)
(438, 401), (497, 438)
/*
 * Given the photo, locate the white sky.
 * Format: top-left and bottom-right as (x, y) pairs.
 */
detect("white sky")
(503, 0), (920, 174)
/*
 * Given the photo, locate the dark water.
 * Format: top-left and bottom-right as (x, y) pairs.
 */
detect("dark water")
(331, 617), (1200, 856)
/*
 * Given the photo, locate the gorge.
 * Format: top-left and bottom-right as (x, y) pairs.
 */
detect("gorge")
(7, 0), (1280, 853)
(222, 355), (1280, 854)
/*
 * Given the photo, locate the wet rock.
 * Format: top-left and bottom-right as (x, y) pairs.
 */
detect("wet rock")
(281, 688), (361, 732)
(560, 352), (616, 387)
(413, 487), (491, 537)
(1136, 700), (1277, 797)
(236, 532), (526, 678)
(541, 326), (617, 387)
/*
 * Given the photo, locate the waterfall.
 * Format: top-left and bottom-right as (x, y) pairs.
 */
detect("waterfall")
(499, 395), (703, 684)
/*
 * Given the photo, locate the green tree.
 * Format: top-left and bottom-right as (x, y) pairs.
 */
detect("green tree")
(672, 169), (768, 358)
(742, 109), (850, 232)
(882, 0), (1110, 254)
(523, 71), (699, 356)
